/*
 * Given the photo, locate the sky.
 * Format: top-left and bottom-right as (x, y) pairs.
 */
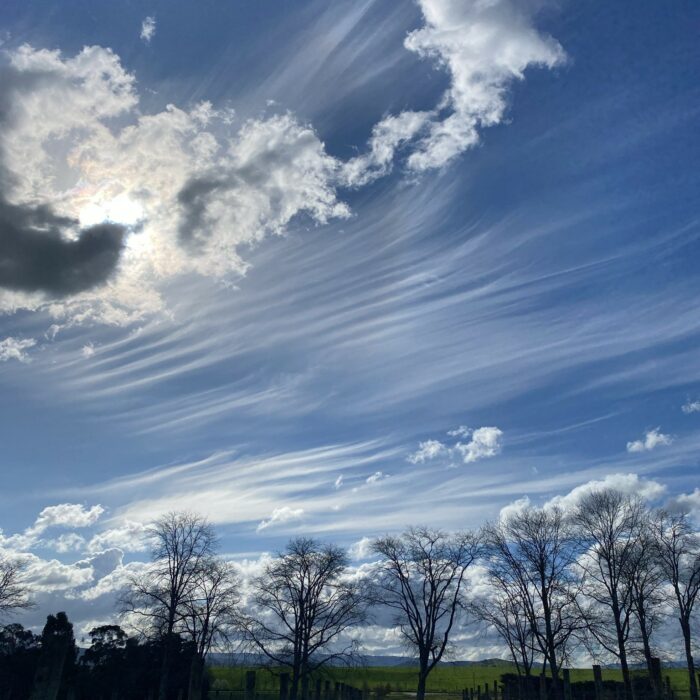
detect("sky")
(0, 0), (699, 653)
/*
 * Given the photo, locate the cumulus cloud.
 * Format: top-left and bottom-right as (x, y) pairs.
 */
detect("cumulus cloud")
(47, 533), (87, 553)
(0, 336), (36, 362)
(626, 427), (673, 453)
(348, 536), (374, 561)
(498, 495), (531, 522)
(665, 488), (700, 518)
(407, 439), (447, 464)
(345, 0), (565, 179)
(256, 506), (304, 532)
(546, 473), (666, 512)
(334, 475), (344, 490)
(366, 471), (389, 484)
(0, 45), (351, 323)
(140, 16), (156, 43)
(455, 426), (503, 463)
(30, 503), (105, 535)
(407, 426), (503, 465)
(682, 400), (700, 414)
(86, 520), (149, 553)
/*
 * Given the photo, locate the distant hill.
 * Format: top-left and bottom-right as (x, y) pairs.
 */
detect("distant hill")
(207, 653), (516, 668)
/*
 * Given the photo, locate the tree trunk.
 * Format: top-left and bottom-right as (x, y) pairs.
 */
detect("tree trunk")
(187, 654), (204, 700)
(681, 617), (699, 700)
(416, 669), (428, 700)
(639, 622), (656, 697)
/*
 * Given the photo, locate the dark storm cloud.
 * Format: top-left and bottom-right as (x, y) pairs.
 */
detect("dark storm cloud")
(0, 198), (126, 297)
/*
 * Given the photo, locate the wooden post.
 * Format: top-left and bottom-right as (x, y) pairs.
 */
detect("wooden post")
(593, 665), (603, 700)
(650, 658), (662, 699)
(325, 681), (332, 700)
(280, 673), (290, 700)
(315, 679), (322, 700)
(485, 683), (491, 700)
(494, 680), (499, 700)
(539, 674), (547, 700)
(245, 670), (257, 700)
(563, 669), (572, 700)
(334, 682), (342, 700)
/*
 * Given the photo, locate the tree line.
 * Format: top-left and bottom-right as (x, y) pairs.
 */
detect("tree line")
(0, 489), (699, 700)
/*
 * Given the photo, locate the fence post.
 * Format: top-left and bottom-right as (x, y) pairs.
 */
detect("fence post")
(539, 675), (547, 700)
(325, 681), (332, 700)
(593, 665), (603, 700)
(280, 673), (290, 700)
(650, 658), (662, 700)
(245, 671), (256, 700)
(563, 669), (572, 700)
(494, 680), (499, 700)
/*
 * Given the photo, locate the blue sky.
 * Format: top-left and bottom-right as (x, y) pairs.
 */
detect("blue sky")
(0, 0), (699, 646)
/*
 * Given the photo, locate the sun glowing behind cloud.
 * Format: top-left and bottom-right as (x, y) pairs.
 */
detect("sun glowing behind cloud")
(78, 193), (144, 227)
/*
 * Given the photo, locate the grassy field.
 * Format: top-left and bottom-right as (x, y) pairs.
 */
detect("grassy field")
(209, 664), (693, 696)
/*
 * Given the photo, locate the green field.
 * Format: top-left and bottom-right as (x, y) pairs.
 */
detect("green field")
(209, 664), (693, 697)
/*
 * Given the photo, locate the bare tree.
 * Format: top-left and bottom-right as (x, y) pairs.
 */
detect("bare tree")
(0, 557), (32, 617)
(239, 537), (368, 700)
(372, 527), (480, 700)
(573, 490), (646, 700)
(484, 507), (583, 700)
(468, 583), (536, 677)
(182, 558), (240, 658)
(182, 558), (240, 700)
(623, 530), (665, 694)
(651, 510), (700, 700)
(120, 511), (217, 700)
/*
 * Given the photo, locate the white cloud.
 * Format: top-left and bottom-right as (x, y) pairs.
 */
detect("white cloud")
(345, 0), (564, 179)
(86, 520), (149, 553)
(334, 475), (344, 490)
(546, 473), (666, 512)
(348, 536), (373, 561)
(407, 426), (503, 465)
(0, 336), (36, 362)
(47, 533), (87, 553)
(498, 495), (531, 522)
(31, 503), (105, 535)
(256, 505), (304, 532)
(407, 438), (447, 463)
(366, 470), (389, 484)
(666, 488), (700, 519)
(404, 0), (565, 171)
(456, 426), (503, 463)
(682, 400), (700, 414)
(342, 110), (430, 186)
(626, 427), (673, 453)
(140, 16), (156, 43)
(81, 343), (95, 358)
